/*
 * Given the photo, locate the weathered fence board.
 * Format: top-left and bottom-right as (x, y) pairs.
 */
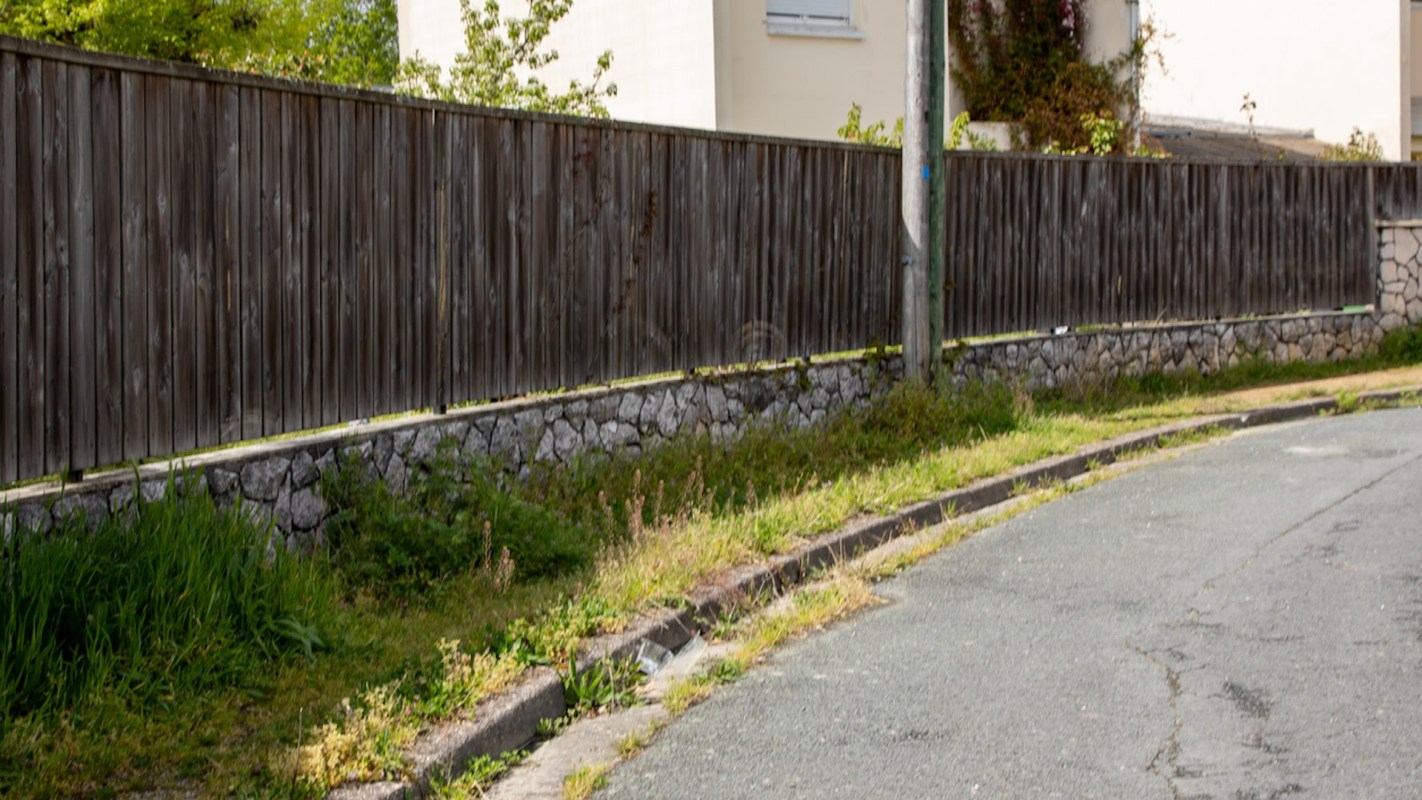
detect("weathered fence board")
(0, 52), (16, 484)
(0, 35), (1411, 485)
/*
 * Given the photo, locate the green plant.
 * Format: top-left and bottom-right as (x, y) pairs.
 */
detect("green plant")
(560, 658), (642, 714)
(321, 442), (595, 602)
(0, 480), (334, 722)
(430, 753), (523, 799)
(563, 762), (609, 800)
(1322, 127), (1385, 162)
(396, 0), (616, 117)
(947, 111), (1000, 151)
(948, 0), (1139, 152)
(837, 103), (903, 147)
(1380, 320), (1422, 362)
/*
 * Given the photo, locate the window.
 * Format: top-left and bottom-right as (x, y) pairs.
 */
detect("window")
(766, 0), (862, 39)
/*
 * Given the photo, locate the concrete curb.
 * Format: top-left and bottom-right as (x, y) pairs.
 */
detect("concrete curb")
(326, 387), (1420, 799)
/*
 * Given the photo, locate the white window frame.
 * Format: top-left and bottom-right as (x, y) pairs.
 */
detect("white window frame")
(765, 0), (863, 40)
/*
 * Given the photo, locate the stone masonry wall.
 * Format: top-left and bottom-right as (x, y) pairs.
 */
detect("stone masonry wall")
(5, 227), (1421, 545)
(1378, 223), (1422, 333)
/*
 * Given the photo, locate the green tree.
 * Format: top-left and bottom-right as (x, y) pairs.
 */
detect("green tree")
(396, 0), (616, 118)
(0, 0), (399, 88)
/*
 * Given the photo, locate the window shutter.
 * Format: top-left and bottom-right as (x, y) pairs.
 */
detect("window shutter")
(767, 0), (851, 21)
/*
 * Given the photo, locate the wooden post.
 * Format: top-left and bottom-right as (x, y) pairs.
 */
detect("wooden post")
(902, 0), (932, 382)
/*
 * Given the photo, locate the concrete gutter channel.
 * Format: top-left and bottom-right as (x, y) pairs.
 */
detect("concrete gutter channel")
(329, 388), (1417, 800)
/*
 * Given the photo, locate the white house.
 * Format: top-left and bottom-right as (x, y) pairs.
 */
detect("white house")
(397, 0), (1420, 159)
(395, 0), (1135, 141)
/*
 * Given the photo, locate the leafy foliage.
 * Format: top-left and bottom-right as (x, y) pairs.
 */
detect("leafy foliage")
(396, 0), (616, 117)
(837, 102), (903, 148)
(0, 0), (400, 87)
(948, 0), (1131, 152)
(1321, 127), (1385, 163)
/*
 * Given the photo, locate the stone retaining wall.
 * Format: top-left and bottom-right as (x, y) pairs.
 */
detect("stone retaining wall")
(6, 227), (1421, 543)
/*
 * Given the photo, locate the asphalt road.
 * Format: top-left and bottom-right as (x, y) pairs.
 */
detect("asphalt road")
(598, 409), (1422, 800)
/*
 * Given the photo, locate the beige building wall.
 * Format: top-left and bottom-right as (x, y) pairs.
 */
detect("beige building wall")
(714, 0), (911, 140)
(1142, 0), (1410, 159)
(1411, 2), (1422, 156)
(397, 0), (1136, 142)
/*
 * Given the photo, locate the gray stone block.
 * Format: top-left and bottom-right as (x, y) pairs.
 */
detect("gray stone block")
(109, 482), (138, 514)
(392, 429), (417, 457)
(15, 504), (50, 535)
(384, 454), (409, 494)
(54, 491), (109, 525)
(552, 419), (581, 461)
(639, 391), (664, 431)
(706, 385), (729, 423)
(591, 395), (622, 425)
(315, 449), (337, 478)
(613, 393), (642, 425)
(290, 487), (327, 531)
(241, 457), (291, 502)
(290, 451), (319, 490)
(490, 416), (521, 465)
(565, 400), (590, 427)
(410, 427), (444, 464)
(656, 392), (680, 438)
(141, 479), (168, 504)
(581, 418), (602, 451)
(208, 466), (239, 497)
(534, 429), (557, 464)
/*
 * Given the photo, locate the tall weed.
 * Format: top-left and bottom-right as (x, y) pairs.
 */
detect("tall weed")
(321, 443), (596, 602)
(0, 481), (335, 721)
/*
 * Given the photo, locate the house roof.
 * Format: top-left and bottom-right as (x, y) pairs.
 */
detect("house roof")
(1143, 115), (1329, 162)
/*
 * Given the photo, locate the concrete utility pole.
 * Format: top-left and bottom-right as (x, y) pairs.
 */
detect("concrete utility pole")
(928, 0), (946, 370)
(901, 0), (932, 382)
(903, 0), (947, 382)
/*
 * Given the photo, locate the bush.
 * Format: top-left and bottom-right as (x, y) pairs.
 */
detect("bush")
(321, 443), (596, 601)
(948, 0), (1132, 152)
(0, 482), (333, 721)
(1380, 321), (1422, 363)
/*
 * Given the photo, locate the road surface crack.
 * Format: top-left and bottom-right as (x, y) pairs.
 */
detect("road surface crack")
(1128, 636), (1186, 800)
(1203, 450), (1422, 591)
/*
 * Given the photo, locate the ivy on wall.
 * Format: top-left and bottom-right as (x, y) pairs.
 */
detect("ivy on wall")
(947, 0), (1131, 153)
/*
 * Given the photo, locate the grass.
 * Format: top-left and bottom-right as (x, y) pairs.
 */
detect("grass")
(4, 329), (1422, 798)
(562, 762), (610, 800)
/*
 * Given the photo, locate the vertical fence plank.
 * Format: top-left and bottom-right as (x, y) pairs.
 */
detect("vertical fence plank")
(0, 53), (17, 483)
(372, 104), (393, 414)
(238, 85), (262, 441)
(43, 59), (72, 476)
(278, 92), (303, 431)
(118, 72), (147, 462)
(67, 64), (96, 472)
(355, 100), (375, 419)
(170, 78), (197, 453)
(91, 68), (124, 465)
(318, 96), (340, 426)
(296, 94), (321, 429)
(16, 54), (44, 480)
(214, 84), (240, 444)
(259, 89), (284, 436)
(190, 82), (216, 449)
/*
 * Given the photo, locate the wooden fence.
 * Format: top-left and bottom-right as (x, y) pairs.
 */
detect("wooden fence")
(0, 35), (1412, 484)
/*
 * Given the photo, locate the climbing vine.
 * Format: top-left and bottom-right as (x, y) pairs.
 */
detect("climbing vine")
(947, 0), (1133, 153)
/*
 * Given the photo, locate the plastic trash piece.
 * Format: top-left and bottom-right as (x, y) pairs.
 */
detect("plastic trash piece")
(635, 639), (673, 676)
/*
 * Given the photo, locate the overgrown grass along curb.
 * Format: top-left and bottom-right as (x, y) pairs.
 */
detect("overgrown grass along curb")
(4, 328), (1422, 798)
